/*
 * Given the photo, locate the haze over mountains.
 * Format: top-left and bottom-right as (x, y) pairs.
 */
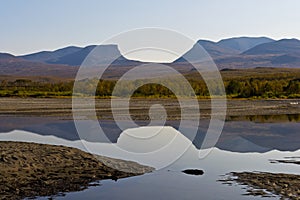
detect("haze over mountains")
(1, 36), (300, 78)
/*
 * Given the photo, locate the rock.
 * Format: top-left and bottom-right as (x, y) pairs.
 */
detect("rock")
(182, 169), (204, 176)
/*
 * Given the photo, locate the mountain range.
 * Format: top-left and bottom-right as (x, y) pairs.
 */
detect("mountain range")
(175, 37), (300, 69)
(176, 36), (275, 60)
(1, 37), (300, 78)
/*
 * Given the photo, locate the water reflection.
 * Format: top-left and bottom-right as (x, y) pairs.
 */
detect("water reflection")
(0, 127), (192, 170)
(0, 115), (299, 153)
(0, 127), (299, 172)
(1, 127), (299, 200)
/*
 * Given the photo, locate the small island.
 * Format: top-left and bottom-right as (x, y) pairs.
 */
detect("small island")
(0, 141), (154, 200)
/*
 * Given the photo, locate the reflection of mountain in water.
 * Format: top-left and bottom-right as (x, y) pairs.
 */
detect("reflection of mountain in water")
(3, 127), (298, 200)
(0, 116), (299, 153)
(0, 127), (300, 171)
(216, 136), (271, 153)
(0, 127), (192, 169)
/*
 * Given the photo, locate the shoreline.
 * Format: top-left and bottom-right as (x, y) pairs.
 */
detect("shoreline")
(221, 171), (300, 199)
(0, 141), (154, 200)
(0, 98), (299, 120)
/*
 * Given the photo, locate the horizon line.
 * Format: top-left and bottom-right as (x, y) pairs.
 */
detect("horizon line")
(2, 35), (299, 57)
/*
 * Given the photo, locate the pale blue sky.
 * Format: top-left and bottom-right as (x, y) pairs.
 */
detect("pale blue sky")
(1, 0), (300, 55)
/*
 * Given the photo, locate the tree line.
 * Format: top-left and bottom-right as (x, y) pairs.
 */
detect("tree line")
(0, 75), (299, 98)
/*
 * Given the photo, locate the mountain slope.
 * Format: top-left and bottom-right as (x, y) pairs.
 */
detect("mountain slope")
(20, 45), (138, 66)
(174, 40), (239, 63)
(175, 37), (274, 63)
(0, 46), (142, 79)
(175, 38), (300, 68)
(0, 53), (77, 78)
(1, 37), (300, 79)
(20, 46), (82, 63)
(241, 39), (300, 66)
(0, 53), (17, 59)
(218, 37), (274, 52)
(243, 39), (300, 55)
(197, 40), (240, 57)
(48, 45), (133, 66)
(47, 45), (97, 66)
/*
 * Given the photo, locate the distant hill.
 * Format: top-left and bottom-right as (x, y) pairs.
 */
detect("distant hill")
(175, 37), (274, 62)
(19, 46), (82, 63)
(175, 40), (239, 62)
(243, 39), (300, 55)
(20, 45), (139, 67)
(1, 37), (300, 79)
(0, 53), (77, 78)
(0, 46), (142, 79)
(175, 38), (300, 69)
(240, 39), (300, 66)
(218, 37), (274, 52)
(47, 45), (97, 66)
(0, 53), (24, 62)
(196, 40), (240, 58)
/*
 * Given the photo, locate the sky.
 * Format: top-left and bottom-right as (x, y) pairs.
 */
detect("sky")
(1, 0), (300, 56)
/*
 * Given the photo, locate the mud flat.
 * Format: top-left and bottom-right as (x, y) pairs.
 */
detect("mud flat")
(0, 141), (154, 200)
(220, 171), (300, 200)
(0, 98), (299, 120)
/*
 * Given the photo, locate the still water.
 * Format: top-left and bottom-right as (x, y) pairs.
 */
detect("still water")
(0, 116), (299, 200)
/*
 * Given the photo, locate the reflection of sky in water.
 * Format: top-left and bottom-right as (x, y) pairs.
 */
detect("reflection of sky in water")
(0, 126), (299, 200)
(0, 127), (192, 170)
(1, 116), (299, 152)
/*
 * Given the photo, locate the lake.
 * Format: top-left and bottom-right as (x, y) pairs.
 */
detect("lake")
(0, 115), (299, 200)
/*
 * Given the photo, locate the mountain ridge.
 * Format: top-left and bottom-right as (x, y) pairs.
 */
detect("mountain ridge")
(1, 37), (300, 79)
(175, 36), (275, 62)
(218, 36), (275, 52)
(19, 46), (83, 64)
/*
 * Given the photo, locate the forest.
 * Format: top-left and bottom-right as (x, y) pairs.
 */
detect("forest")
(0, 68), (300, 99)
